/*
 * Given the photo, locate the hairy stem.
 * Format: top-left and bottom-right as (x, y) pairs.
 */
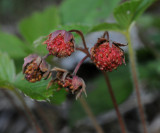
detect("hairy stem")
(74, 30), (126, 133)
(76, 47), (89, 55)
(11, 88), (43, 133)
(43, 53), (51, 60)
(1, 89), (30, 126)
(125, 30), (148, 133)
(69, 29), (90, 57)
(79, 98), (104, 133)
(103, 71), (127, 133)
(73, 55), (89, 75)
(69, 30), (88, 49)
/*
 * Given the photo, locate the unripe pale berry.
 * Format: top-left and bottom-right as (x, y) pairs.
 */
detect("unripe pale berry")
(43, 30), (75, 58)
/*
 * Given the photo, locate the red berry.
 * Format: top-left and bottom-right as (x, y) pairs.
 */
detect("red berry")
(43, 30), (75, 58)
(23, 54), (50, 83)
(90, 38), (125, 71)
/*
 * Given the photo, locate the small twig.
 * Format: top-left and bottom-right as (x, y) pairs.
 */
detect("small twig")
(43, 53), (51, 60)
(102, 71), (127, 133)
(79, 97), (104, 133)
(73, 55), (89, 75)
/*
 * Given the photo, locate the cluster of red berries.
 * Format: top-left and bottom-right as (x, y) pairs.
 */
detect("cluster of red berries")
(23, 30), (126, 99)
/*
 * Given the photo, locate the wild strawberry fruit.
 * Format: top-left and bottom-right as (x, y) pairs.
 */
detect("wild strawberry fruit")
(43, 30), (75, 58)
(48, 67), (87, 99)
(23, 54), (50, 83)
(90, 38), (125, 71)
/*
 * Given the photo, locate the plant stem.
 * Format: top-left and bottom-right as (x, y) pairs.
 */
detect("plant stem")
(102, 71), (127, 133)
(11, 88), (43, 133)
(76, 47), (89, 55)
(102, 31), (109, 40)
(69, 30), (88, 50)
(74, 30), (126, 133)
(1, 89), (30, 126)
(71, 30), (104, 132)
(43, 53), (51, 60)
(79, 97), (104, 133)
(125, 30), (148, 133)
(73, 55), (89, 75)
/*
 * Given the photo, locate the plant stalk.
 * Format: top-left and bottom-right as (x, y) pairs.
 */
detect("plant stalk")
(1, 89), (31, 126)
(79, 97), (104, 133)
(125, 30), (148, 133)
(102, 71), (127, 133)
(43, 53), (51, 60)
(11, 88), (43, 133)
(75, 30), (126, 133)
(73, 55), (89, 75)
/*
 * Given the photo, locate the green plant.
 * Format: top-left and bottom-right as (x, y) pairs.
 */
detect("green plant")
(0, 0), (156, 133)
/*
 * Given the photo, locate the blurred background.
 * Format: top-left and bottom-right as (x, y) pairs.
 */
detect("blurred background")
(0, 0), (160, 133)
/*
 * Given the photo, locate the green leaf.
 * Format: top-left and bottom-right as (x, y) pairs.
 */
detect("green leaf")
(89, 23), (124, 33)
(49, 88), (67, 105)
(0, 32), (29, 59)
(0, 52), (16, 83)
(14, 72), (67, 104)
(0, 80), (14, 89)
(60, 0), (121, 25)
(56, 24), (91, 34)
(19, 6), (60, 55)
(114, 0), (155, 29)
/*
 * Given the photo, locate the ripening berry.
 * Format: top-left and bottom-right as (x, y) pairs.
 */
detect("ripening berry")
(48, 67), (87, 99)
(23, 54), (50, 83)
(55, 75), (86, 99)
(43, 30), (75, 58)
(90, 38), (125, 71)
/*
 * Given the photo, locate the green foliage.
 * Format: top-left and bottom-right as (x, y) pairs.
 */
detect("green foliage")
(0, 52), (66, 104)
(19, 6), (60, 44)
(14, 73), (67, 104)
(90, 0), (155, 32)
(0, 32), (29, 59)
(0, 0), (156, 106)
(139, 60), (160, 89)
(60, 0), (121, 25)
(90, 23), (123, 32)
(49, 88), (67, 104)
(0, 52), (16, 82)
(114, 0), (155, 29)
(19, 6), (60, 55)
